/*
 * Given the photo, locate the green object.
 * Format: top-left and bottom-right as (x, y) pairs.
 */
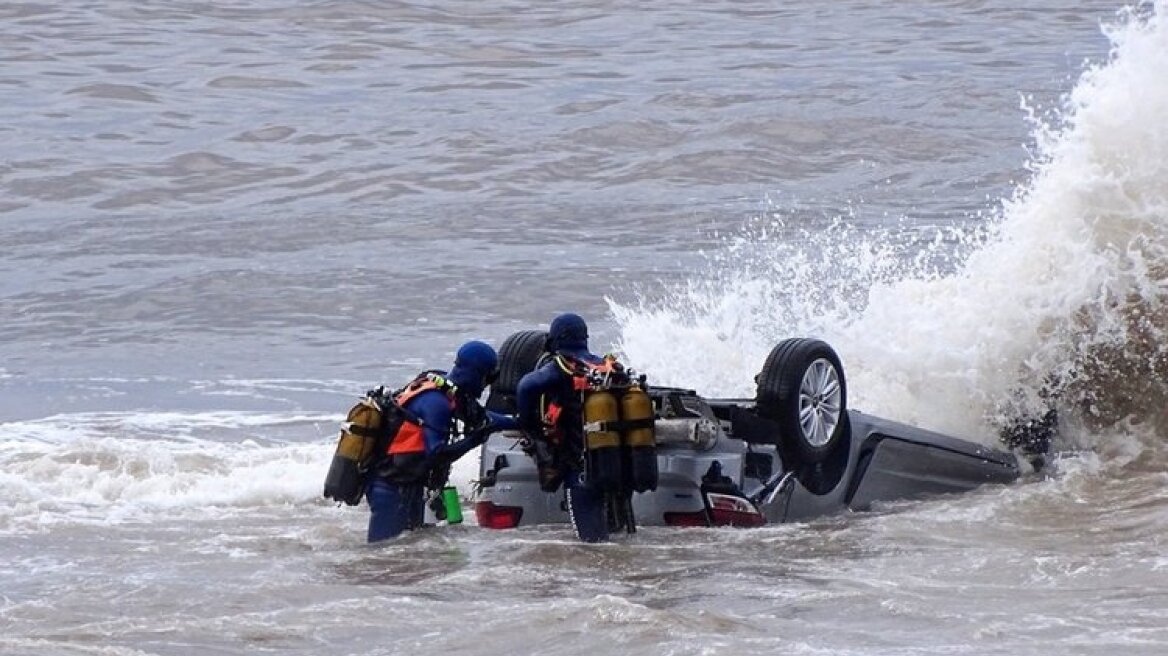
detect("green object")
(441, 486), (463, 524)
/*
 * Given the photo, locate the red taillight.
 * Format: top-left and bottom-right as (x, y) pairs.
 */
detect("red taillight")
(475, 501), (524, 529)
(663, 510), (710, 527)
(705, 492), (766, 528)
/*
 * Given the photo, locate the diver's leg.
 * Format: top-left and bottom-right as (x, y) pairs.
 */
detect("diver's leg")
(564, 470), (609, 543)
(366, 478), (412, 543)
(605, 489), (635, 534)
(405, 484), (426, 529)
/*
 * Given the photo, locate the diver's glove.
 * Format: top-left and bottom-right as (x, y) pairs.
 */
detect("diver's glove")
(517, 429), (539, 456)
(522, 436), (562, 493)
(425, 458), (453, 495)
(427, 489), (449, 521)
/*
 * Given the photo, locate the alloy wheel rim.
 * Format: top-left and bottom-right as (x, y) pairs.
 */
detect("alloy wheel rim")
(798, 358), (842, 448)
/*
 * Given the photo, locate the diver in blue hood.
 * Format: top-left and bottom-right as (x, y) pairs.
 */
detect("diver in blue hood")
(366, 340), (517, 543)
(516, 313), (614, 542)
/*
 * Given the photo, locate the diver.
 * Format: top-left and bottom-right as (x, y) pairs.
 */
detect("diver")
(366, 340), (517, 543)
(516, 313), (624, 543)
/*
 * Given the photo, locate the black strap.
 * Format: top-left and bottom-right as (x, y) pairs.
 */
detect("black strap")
(347, 424), (386, 439)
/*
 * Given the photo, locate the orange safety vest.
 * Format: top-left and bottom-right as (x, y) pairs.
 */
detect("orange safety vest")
(384, 373), (456, 459)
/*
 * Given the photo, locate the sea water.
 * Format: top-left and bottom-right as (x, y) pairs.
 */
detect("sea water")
(2, 2), (1166, 655)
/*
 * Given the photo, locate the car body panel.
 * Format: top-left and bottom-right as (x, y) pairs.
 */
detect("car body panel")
(475, 389), (1020, 529)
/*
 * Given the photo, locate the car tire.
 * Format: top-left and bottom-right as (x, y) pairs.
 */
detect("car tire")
(485, 330), (549, 414)
(756, 338), (848, 466)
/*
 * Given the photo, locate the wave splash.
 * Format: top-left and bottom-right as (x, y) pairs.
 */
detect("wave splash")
(0, 409), (489, 529)
(0, 412), (334, 529)
(612, 4), (1168, 451)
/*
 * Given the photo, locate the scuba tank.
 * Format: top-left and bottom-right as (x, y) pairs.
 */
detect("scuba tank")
(323, 393), (391, 506)
(621, 385), (658, 493)
(583, 389), (624, 492)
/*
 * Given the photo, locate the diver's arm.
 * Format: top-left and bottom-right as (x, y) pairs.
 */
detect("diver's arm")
(431, 407), (520, 463)
(409, 392), (454, 457)
(516, 363), (560, 437)
(485, 410), (519, 432)
(412, 392), (490, 471)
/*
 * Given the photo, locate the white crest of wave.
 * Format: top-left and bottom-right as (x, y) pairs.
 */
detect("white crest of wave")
(0, 409), (489, 528)
(0, 412), (337, 527)
(613, 4), (1168, 446)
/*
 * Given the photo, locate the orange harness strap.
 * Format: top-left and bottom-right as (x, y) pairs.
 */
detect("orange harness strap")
(541, 354), (623, 431)
(385, 374), (456, 456)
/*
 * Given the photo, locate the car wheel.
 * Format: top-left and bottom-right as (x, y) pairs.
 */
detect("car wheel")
(485, 330), (549, 414)
(756, 338), (848, 465)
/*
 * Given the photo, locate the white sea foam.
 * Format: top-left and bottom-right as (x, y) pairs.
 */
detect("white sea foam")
(0, 409), (487, 531)
(0, 412), (332, 529)
(613, 4), (1168, 448)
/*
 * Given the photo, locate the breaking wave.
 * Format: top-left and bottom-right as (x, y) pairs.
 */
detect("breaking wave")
(0, 409), (487, 531)
(612, 3), (1168, 451)
(0, 412), (331, 530)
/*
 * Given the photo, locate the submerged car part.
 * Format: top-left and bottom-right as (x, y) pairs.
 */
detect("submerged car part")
(476, 332), (1020, 530)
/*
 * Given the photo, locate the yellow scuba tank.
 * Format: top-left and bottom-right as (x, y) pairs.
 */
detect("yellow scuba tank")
(323, 396), (387, 506)
(621, 385), (658, 493)
(583, 389), (623, 491)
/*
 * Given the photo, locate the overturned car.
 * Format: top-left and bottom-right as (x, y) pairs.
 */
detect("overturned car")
(473, 331), (1020, 530)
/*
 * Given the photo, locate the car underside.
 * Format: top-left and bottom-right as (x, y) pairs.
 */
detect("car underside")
(473, 331), (1021, 531)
